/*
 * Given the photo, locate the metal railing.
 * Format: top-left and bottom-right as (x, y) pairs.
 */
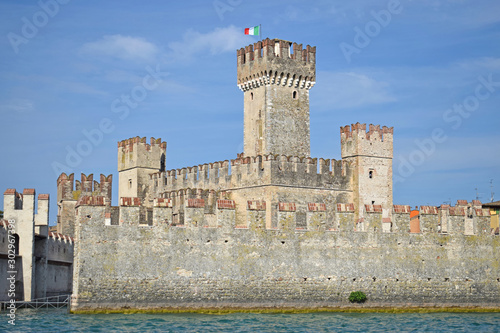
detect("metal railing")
(1, 294), (71, 310)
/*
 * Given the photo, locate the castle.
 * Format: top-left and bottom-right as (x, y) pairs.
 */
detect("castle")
(4, 38), (498, 310)
(59, 38), (394, 235)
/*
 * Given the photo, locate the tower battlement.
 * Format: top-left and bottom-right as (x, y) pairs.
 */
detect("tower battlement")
(118, 136), (166, 171)
(57, 173), (112, 202)
(118, 137), (166, 203)
(341, 123), (393, 159)
(3, 188), (49, 216)
(56, 173), (112, 238)
(237, 38), (316, 89)
(3, 188), (50, 238)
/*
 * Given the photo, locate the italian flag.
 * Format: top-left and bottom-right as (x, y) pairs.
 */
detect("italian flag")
(244, 26), (260, 36)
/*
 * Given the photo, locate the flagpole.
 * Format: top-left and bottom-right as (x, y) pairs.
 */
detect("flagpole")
(259, 24), (261, 38)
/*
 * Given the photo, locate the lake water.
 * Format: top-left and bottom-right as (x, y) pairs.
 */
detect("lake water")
(1, 309), (499, 332)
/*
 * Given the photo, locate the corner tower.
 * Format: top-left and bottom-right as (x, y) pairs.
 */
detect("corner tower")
(118, 137), (166, 205)
(237, 38), (316, 157)
(341, 123), (393, 219)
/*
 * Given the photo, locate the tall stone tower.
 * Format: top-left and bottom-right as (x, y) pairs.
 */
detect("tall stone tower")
(118, 137), (166, 205)
(341, 123), (393, 221)
(237, 38), (316, 157)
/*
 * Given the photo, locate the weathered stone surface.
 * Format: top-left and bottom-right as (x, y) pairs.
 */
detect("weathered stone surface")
(71, 204), (500, 311)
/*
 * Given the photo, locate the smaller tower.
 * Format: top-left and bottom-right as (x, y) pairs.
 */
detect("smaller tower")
(341, 123), (393, 220)
(3, 188), (50, 301)
(56, 172), (112, 237)
(118, 137), (166, 205)
(56, 173), (77, 237)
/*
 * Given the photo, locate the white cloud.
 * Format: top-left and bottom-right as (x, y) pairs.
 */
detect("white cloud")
(166, 25), (247, 62)
(8, 73), (108, 97)
(0, 99), (34, 113)
(455, 57), (500, 72)
(313, 71), (396, 110)
(80, 35), (159, 61)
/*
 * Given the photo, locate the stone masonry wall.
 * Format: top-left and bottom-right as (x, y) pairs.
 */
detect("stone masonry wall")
(46, 233), (74, 296)
(71, 203), (500, 311)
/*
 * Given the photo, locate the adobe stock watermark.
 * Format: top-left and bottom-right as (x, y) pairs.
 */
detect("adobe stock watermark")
(339, 0), (406, 64)
(394, 73), (500, 184)
(51, 65), (168, 176)
(7, 0), (71, 54)
(6, 219), (17, 325)
(213, 0), (242, 21)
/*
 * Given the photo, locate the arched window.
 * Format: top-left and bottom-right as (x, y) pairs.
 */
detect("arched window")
(369, 171), (373, 179)
(250, 92), (254, 100)
(293, 91), (297, 99)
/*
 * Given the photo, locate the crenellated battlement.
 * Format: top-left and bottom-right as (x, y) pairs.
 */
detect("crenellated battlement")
(73, 198), (494, 236)
(390, 202), (492, 235)
(3, 188), (24, 210)
(237, 39), (316, 65)
(150, 154), (351, 195)
(3, 187), (50, 244)
(237, 38), (316, 89)
(340, 123), (393, 159)
(393, 205), (411, 213)
(117, 136), (166, 151)
(56, 173), (111, 238)
(117, 136), (164, 167)
(118, 136), (166, 172)
(120, 197), (142, 206)
(57, 173), (112, 202)
(420, 206), (439, 215)
(47, 231), (74, 264)
(3, 188), (49, 217)
(49, 232), (74, 244)
(118, 136), (166, 203)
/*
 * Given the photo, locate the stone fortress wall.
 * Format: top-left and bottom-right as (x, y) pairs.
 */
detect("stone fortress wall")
(70, 197), (497, 311)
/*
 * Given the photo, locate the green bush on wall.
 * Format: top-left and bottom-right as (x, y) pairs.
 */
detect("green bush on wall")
(349, 291), (367, 303)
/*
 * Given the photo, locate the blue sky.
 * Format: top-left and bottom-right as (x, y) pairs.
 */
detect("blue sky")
(1, 0), (499, 224)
